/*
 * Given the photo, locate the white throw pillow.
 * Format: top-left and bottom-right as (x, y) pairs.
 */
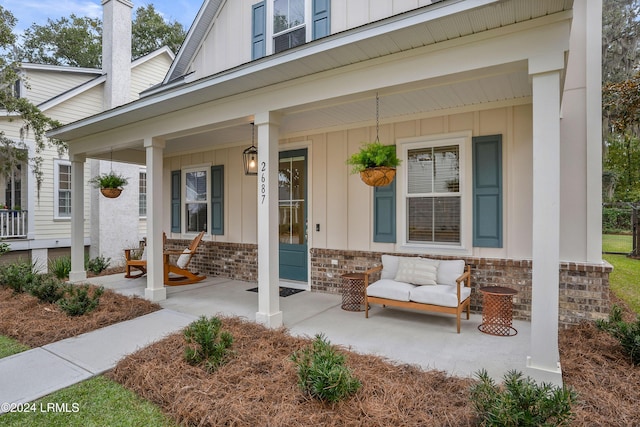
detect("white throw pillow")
(436, 260), (466, 285)
(176, 248), (192, 269)
(394, 257), (439, 285)
(140, 247), (147, 261)
(380, 254), (400, 279)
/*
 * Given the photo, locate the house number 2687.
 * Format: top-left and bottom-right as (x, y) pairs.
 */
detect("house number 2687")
(260, 162), (267, 204)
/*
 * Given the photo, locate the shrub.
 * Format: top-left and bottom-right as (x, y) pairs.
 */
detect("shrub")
(602, 206), (632, 234)
(27, 274), (66, 304)
(49, 255), (72, 279)
(0, 260), (37, 293)
(290, 333), (362, 403)
(87, 255), (111, 275)
(0, 242), (9, 257)
(183, 316), (233, 373)
(57, 285), (104, 316)
(596, 304), (640, 365)
(469, 369), (577, 427)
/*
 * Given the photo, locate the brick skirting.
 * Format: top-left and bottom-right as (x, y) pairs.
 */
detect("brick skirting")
(165, 239), (612, 327)
(309, 248), (612, 327)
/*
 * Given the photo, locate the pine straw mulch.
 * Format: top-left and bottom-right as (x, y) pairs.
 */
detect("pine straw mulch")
(0, 286), (160, 348)
(108, 316), (478, 427)
(109, 304), (640, 427)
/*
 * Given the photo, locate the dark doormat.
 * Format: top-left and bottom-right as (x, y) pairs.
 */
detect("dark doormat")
(246, 287), (305, 297)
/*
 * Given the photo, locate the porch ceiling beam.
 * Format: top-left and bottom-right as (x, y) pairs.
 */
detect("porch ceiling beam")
(53, 16), (570, 155)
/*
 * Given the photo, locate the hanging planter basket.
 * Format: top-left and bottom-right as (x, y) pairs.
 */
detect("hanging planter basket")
(360, 166), (396, 187)
(100, 188), (123, 199)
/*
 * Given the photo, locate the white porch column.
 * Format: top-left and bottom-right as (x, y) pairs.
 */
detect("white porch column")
(144, 137), (167, 302)
(69, 154), (87, 282)
(526, 54), (564, 385)
(255, 112), (282, 328)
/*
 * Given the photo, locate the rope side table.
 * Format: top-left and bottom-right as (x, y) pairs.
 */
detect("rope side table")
(478, 286), (518, 336)
(341, 272), (366, 311)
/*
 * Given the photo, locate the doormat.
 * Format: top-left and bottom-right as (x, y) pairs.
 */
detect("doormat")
(246, 287), (305, 297)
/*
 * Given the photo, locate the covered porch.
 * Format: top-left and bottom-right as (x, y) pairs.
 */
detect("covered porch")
(89, 273), (532, 382)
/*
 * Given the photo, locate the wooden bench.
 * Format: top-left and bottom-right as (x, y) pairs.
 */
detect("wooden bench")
(363, 256), (472, 333)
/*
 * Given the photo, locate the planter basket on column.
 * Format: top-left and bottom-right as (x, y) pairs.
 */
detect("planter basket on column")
(360, 166), (396, 187)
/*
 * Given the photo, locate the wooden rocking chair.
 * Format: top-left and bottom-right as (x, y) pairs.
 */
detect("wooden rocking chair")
(163, 231), (206, 286)
(123, 233), (166, 279)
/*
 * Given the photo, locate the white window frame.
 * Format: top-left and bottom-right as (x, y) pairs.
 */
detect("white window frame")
(266, 0), (312, 56)
(139, 168), (147, 218)
(182, 165), (211, 234)
(396, 132), (473, 255)
(54, 159), (72, 220)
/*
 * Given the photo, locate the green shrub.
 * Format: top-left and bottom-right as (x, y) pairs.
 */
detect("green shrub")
(49, 255), (72, 279)
(183, 316), (234, 373)
(0, 260), (37, 293)
(469, 369), (577, 427)
(0, 242), (10, 257)
(290, 333), (362, 403)
(57, 285), (104, 316)
(27, 274), (66, 304)
(596, 304), (640, 365)
(87, 255), (111, 275)
(602, 207), (632, 234)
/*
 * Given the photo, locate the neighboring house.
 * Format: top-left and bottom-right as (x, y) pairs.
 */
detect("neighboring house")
(0, 0), (174, 268)
(50, 0), (605, 384)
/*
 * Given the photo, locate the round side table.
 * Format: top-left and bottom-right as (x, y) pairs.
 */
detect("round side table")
(341, 272), (366, 311)
(478, 286), (518, 336)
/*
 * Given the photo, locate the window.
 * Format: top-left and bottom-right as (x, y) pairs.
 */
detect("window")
(399, 134), (470, 251)
(273, 0), (305, 53)
(55, 160), (71, 218)
(4, 164), (22, 210)
(252, 0), (330, 59)
(139, 170), (147, 217)
(184, 168), (208, 233)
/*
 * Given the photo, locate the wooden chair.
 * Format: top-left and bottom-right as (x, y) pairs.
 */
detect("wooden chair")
(123, 233), (166, 279)
(163, 231), (206, 286)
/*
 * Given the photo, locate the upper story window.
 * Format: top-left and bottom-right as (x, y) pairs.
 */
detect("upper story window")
(252, 0), (330, 59)
(139, 170), (147, 217)
(54, 160), (71, 219)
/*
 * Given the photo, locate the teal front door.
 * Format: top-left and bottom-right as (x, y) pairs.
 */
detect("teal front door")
(279, 149), (307, 281)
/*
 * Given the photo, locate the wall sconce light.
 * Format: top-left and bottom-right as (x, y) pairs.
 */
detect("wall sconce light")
(243, 122), (258, 175)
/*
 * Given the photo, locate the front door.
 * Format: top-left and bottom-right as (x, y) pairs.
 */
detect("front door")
(279, 149), (307, 281)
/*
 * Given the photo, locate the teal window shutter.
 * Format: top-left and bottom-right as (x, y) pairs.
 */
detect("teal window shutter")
(373, 179), (396, 243)
(171, 170), (181, 233)
(252, 2), (266, 60)
(210, 165), (224, 235)
(312, 0), (330, 40)
(473, 135), (503, 248)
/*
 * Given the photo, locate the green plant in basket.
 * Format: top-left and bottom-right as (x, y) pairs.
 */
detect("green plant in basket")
(346, 141), (400, 174)
(89, 171), (128, 189)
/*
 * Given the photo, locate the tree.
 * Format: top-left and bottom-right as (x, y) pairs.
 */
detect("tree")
(603, 0), (640, 84)
(16, 5), (186, 68)
(20, 15), (102, 68)
(0, 6), (64, 192)
(132, 5), (185, 59)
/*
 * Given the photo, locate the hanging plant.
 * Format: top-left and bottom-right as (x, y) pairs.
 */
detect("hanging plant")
(345, 93), (401, 187)
(89, 171), (128, 198)
(347, 141), (401, 187)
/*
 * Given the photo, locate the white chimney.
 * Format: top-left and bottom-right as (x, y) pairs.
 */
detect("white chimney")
(102, 0), (133, 109)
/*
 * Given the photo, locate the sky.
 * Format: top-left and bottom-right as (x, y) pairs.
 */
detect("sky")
(1, 0), (202, 34)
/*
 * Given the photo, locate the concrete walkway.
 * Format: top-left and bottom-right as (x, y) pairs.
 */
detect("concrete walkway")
(0, 309), (196, 413)
(0, 274), (533, 411)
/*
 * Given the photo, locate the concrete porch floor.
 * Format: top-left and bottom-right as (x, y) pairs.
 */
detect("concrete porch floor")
(90, 274), (533, 382)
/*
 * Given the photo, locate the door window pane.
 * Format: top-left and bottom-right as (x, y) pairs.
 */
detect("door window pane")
(279, 155), (305, 244)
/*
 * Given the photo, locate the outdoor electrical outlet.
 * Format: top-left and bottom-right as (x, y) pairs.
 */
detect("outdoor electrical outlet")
(316, 224), (320, 231)
(331, 259), (338, 266)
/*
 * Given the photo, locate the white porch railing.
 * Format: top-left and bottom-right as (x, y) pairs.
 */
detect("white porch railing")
(0, 210), (28, 239)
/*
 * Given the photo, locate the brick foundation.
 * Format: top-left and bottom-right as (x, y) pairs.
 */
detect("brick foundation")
(167, 239), (612, 327)
(309, 248), (612, 327)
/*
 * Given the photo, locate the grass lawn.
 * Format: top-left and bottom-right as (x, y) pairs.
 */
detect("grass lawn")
(603, 233), (633, 253)
(604, 253), (640, 314)
(0, 376), (177, 427)
(0, 335), (30, 359)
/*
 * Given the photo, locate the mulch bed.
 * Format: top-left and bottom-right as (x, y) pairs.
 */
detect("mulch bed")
(108, 316), (478, 426)
(0, 286), (160, 347)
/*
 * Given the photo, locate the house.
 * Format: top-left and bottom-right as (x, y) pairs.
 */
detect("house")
(0, 0), (174, 267)
(49, 0), (606, 384)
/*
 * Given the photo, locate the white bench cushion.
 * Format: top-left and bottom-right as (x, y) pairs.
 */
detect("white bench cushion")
(435, 259), (466, 286)
(366, 279), (416, 302)
(409, 284), (471, 308)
